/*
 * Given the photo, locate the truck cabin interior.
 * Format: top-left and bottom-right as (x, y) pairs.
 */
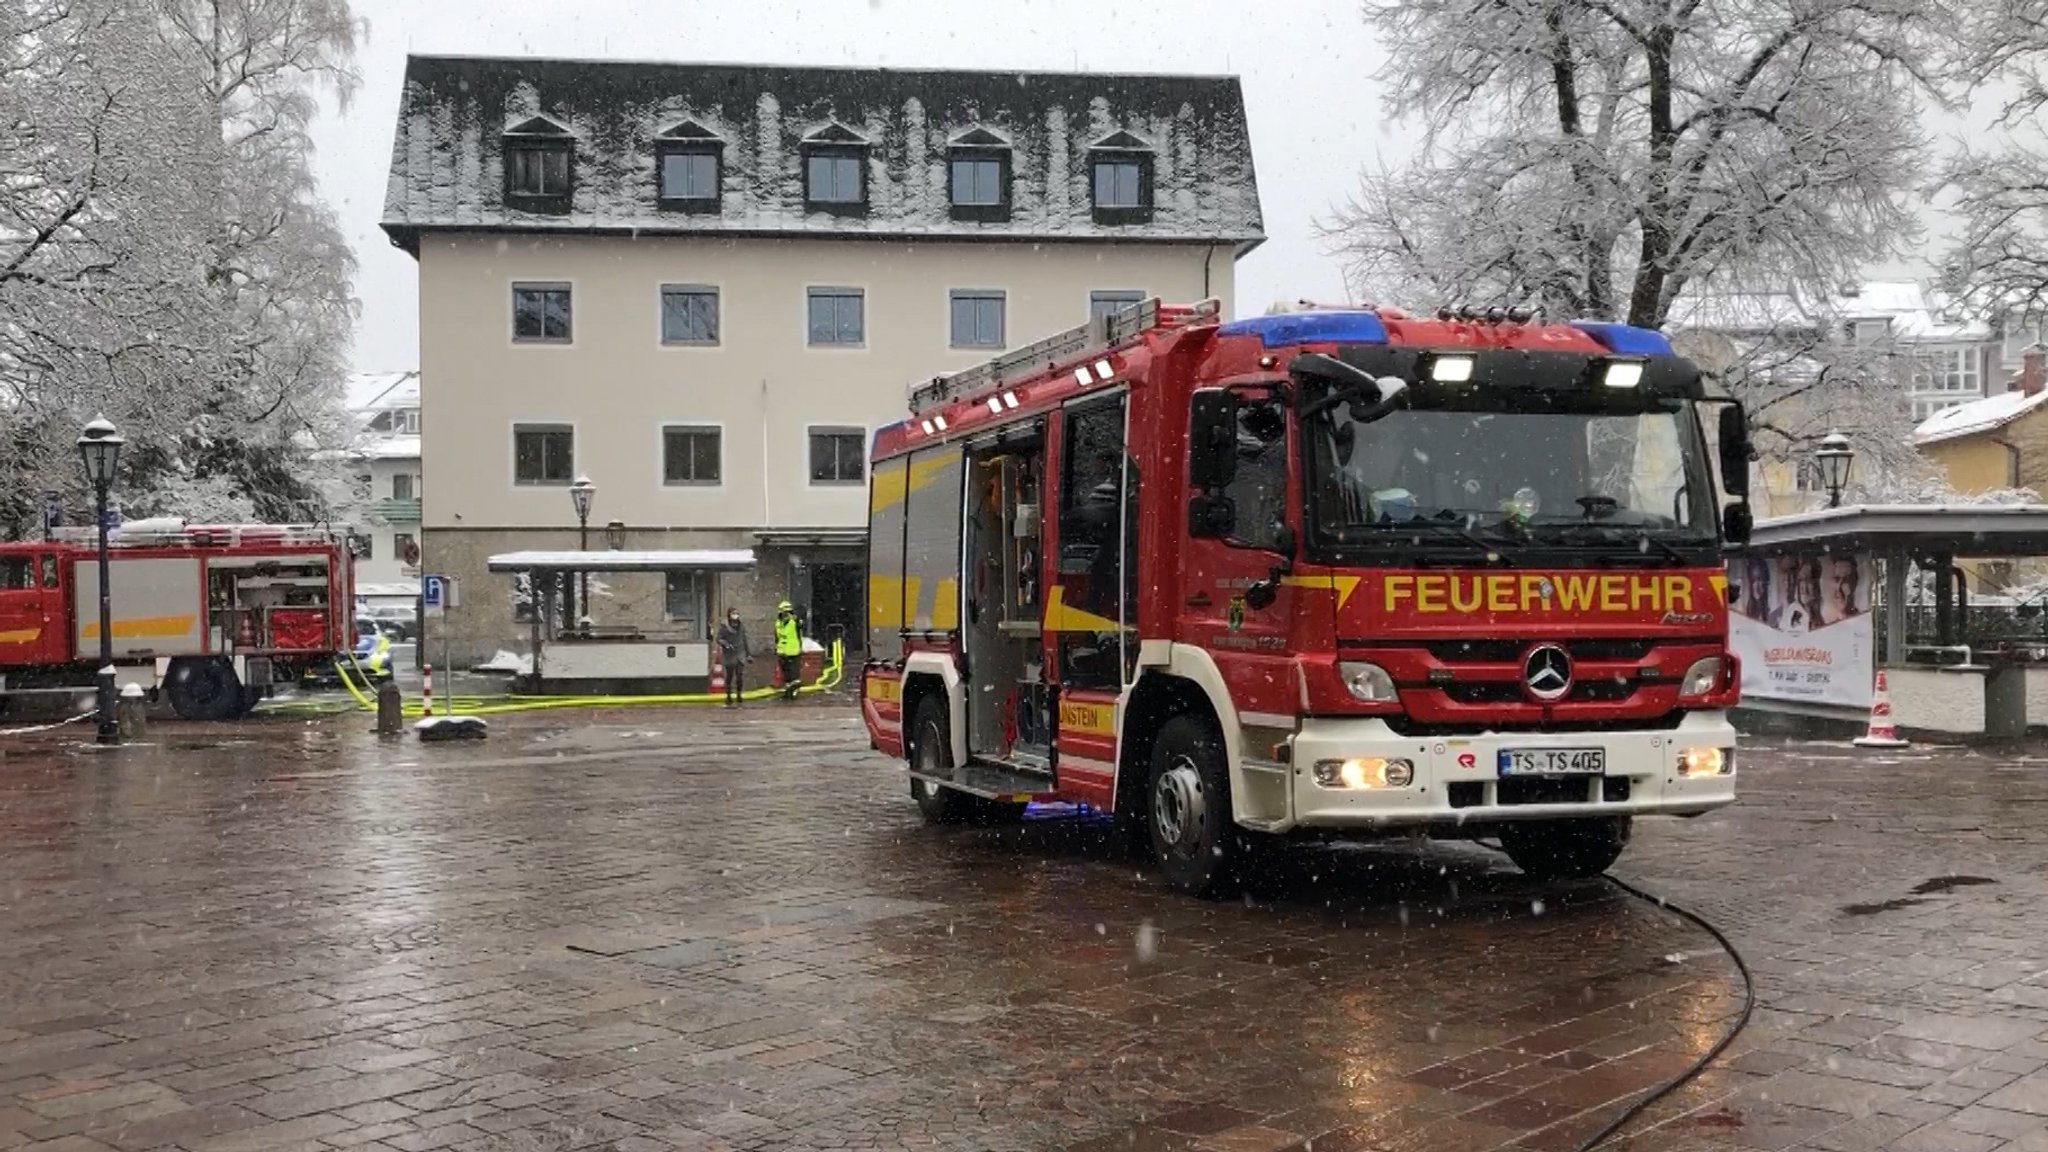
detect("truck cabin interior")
(962, 428), (1050, 765)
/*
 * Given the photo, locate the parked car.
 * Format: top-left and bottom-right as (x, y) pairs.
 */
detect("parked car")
(367, 605), (418, 643)
(300, 618), (393, 688)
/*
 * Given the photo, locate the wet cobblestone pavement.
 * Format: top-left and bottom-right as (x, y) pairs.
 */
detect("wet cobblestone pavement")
(2, 710), (2047, 1151)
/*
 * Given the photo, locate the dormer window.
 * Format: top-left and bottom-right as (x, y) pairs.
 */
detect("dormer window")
(802, 123), (870, 215)
(948, 127), (1011, 223)
(656, 120), (723, 214)
(503, 116), (574, 213)
(1089, 130), (1154, 224)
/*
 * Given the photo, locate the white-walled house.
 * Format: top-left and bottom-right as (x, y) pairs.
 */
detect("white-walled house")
(380, 56), (1264, 663)
(344, 371), (422, 598)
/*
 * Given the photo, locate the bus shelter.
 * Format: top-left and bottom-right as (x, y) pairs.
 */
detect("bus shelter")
(486, 550), (755, 694)
(1737, 505), (2048, 737)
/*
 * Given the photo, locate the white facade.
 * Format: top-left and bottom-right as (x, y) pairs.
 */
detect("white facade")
(417, 234), (1231, 533)
(344, 372), (422, 592)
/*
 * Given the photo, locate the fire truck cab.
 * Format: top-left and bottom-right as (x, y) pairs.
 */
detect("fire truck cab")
(861, 299), (1754, 895)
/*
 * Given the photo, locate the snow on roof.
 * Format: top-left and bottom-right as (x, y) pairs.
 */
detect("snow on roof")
(1670, 280), (1992, 343)
(381, 56), (1263, 251)
(347, 371), (421, 413)
(1913, 388), (2048, 446)
(486, 549), (757, 572)
(357, 435), (421, 461)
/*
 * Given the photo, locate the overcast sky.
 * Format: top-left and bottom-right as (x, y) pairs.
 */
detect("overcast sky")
(311, 0), (1964, 375)
(310, 0), (1412, 373)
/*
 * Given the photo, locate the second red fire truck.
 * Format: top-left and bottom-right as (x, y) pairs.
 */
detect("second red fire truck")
(0, 522), (356, 719)
(861, 298), (1753, 894)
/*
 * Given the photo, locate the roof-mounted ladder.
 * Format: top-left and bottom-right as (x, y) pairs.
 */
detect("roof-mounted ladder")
(908, 296), (1221, 413)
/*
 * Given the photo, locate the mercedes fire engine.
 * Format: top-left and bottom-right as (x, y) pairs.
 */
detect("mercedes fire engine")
(0, 522), (356, 720)
(860, 299), (1755, 894)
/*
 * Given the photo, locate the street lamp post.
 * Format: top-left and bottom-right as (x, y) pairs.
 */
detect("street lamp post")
(77, 416), (124, 746)
(568, 475), (595, 628)
(1816, 430), (1854, 509)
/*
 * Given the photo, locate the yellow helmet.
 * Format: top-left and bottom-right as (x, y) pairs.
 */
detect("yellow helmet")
(778, 600), (793, 612)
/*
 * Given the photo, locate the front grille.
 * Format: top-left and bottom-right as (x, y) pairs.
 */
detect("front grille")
(1440, 678), (1639, 705)
(1422, 638), (1659, 663)
(1382, 711), (1687, 737)
(1498, 777), (1597, 805)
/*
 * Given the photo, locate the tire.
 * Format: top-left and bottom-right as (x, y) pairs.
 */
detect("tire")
(166, 657), (246, 721)
(1146, 714), (1242, 896)
(908, 697), (975, 825)
(1499, 817), (1632, 881)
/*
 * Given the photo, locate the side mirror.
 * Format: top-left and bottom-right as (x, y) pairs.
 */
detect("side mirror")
(1188, 493), (1236, 539)
(1718, 405), (1753, 498)
(1189, 389), (1240, 490)
(1723, 502), (1754, 545)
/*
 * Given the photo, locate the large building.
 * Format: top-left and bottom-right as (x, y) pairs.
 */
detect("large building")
(381, 56), (1262, 664)
(342, 371), (423, 598)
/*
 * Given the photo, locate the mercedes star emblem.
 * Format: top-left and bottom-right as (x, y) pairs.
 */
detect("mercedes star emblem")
(1523, 644), (1573, 702)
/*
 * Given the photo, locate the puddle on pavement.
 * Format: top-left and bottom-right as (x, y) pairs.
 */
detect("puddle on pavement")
(1910, 875), (1996, 895)
(1842, 897), (1927, 916)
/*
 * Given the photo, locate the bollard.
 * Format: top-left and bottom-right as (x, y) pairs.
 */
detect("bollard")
(116, 683), (146, 741)
(376, 679), (403, 736)
(421, 663), (434, 717)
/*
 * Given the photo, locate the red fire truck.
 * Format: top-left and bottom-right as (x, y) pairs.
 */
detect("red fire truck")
(861, 299), (1755, 894)
(0, 522), (355, 720)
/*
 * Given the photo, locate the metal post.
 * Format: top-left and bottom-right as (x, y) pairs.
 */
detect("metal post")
(577, 515), (589, 627)
(94, 484), (118, 745)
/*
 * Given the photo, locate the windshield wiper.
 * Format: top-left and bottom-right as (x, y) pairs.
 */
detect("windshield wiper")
(1392, 519), (1523, 566)
(1543, 522), (1700, 565)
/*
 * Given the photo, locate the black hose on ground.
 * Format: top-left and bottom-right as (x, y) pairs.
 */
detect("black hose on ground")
(1571, 872), (1757, 1151)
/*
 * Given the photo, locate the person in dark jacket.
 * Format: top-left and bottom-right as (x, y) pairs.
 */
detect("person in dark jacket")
(715, 608), (751, 707)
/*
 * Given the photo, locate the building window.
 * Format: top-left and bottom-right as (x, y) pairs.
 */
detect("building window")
(663, 425), (722, 485)
(507, 146), (570, 197)
(951, 157), (1002, 204)
(394, 533), (417, 566)
(660, 150), (719, 203)
(398, 409), (421, 434)
(1911, 347), (1981, 396)
(1090, 290), (1146, 320)
(806, 153), (864, 206)
(808, 287), (865, 346)
(514, 424), (574, 485)
(809, 427), (866, 485)
(660, 285), (719, 345)
(949, 290), (1005, 349)
(1093, 161), (1141, 209)
(392, 473), (415, 500)
(512, 284), (572, 344)
(664, 571), (708, 637)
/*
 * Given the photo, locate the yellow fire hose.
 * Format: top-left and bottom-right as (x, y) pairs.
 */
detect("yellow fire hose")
(259, 640), (846, 718)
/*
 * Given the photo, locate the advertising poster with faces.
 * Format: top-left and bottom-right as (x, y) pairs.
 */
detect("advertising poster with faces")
(1727, 553), (1874, 707)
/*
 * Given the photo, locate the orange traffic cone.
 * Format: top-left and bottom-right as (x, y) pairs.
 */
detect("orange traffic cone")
(1853, 669), (1909, 748)
(710, 657), (725, 695)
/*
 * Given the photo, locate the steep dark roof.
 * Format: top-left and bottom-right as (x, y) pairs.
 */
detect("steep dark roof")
(381, 56), (1263, 253)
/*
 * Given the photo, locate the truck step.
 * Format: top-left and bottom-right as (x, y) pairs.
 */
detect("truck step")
(913, 759), (1059, 803)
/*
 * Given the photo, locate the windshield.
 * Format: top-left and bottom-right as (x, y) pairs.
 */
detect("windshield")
(1305, 389), (1716, 562)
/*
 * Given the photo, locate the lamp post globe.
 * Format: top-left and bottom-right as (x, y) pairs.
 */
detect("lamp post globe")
(1816, 430), (1854, 509)
(567, 476), (595, 627)
(76, 415), (124, 745)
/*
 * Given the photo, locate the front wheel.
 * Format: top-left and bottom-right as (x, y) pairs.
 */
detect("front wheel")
(166, 657), (252, 721)
(1147, 715), (1243, 896)
(908, 698), (975, 825)
(1499, 817), (1631, 880)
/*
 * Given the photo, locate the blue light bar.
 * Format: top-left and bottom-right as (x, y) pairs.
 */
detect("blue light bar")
(1569, 320), (1674, 357)
(1217, 311), (1390, 349)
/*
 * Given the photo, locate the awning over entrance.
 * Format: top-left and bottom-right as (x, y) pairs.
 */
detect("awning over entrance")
(1744, 504), (2048, 556)
(486, 549), (756, 574)
(749, 529), (865, 548)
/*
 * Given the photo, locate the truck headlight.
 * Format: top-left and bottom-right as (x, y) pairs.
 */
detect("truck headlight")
(1314, 757), (1415, 789)
(1677, 747), (1732, 776)
(1338, 661), (1398, 703)
(1679, 657), (1723, 698)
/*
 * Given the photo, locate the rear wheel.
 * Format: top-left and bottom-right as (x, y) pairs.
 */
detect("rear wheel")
(166, 657), (250, 721)
(1499, 817), (1631, 880)
(908, 697), (975, 825)
(1147, 715), (1242, 896)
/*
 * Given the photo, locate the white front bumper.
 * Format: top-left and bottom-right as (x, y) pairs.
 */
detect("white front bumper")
(1269, 711), (1737, 832)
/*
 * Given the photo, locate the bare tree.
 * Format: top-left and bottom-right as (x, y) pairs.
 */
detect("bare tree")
(1328, 0), (1951, 330)
(1940, 0), (2048, 325)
